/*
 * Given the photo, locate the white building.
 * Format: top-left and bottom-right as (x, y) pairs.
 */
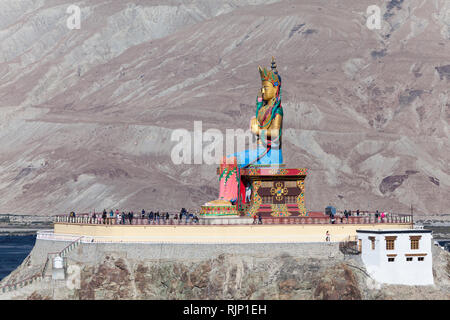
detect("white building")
(356, 229), (433, 286)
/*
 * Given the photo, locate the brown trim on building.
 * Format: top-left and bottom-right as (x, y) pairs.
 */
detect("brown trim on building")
(409, 236), (422, 240)
(404, 253), (427, 257)
(369, 236), (375, 250)
(386, 254), (397, 257)
(385, 236), (398, 240)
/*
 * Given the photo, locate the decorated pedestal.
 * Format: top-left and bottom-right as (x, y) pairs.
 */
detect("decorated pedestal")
(199, 205), (239, 217)
(241, 167), (308, 217)
(200, 166), (308, 218)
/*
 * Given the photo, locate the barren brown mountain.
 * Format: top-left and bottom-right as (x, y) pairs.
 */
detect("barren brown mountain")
(0, 0), (449, 215)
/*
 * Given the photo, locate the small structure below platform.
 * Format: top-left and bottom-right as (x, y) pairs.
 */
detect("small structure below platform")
(357, 229), (433, 286)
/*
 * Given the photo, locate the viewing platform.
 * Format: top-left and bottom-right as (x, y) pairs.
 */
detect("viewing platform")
(50, 212), (414, 244)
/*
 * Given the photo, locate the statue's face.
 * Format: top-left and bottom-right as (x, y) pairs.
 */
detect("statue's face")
(261, 81), (276, 101)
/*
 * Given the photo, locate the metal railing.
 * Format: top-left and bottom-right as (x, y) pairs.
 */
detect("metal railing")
(54, 213), (413, 226)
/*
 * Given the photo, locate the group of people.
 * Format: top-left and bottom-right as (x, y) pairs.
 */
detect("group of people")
(84, 208), (200, 225)
(175, 208), (200, 223)
(329, 209), (360, 224)
(374, 210), (388, 223)
(329, 209), (388, 224)
(252, 213), (263, 224)
(337, 209), (360, 223)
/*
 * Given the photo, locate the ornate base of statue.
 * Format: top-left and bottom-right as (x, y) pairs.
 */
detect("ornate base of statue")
(200, 165), (308, 218)
(240, 166), (308, 217)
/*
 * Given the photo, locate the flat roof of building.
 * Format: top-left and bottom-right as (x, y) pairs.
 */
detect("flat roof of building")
(357, 229), (432, 234)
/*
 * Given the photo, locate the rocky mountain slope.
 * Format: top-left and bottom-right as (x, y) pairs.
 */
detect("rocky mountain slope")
(0, 0), (449, 215)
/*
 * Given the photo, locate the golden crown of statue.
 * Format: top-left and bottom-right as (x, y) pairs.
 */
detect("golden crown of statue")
(258, 57), (280, 87)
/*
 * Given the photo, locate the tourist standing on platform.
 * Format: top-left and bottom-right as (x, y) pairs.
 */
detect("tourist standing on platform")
(141, 209), (146, 219)
(253, 214), (257, 224)
(102, 209), (107, 224)
(109, 209), (114, 224)
(356, 209), (360, 217)
(258, 213), (262, 224)
(91, 212), (96, 224)
(381, 212), (385, 223)
(121, 212), (126, 225)
(375, 210), (379, 223)
(127, 211), (132, 224)
(116, 212), (121, 225)
(165, 212), (170, 221)
(156, 211), (160, 224)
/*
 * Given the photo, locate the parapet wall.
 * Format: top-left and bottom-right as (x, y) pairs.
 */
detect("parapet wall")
(54, 222), (412, 243)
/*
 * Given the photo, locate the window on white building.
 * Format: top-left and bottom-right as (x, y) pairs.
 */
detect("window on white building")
(418, 257), (424, 261)
(386, 240), (394, 250)
(410, 236), (421, 250)
(406, 257), (413, 261)
(388, 257), (395, 262)
(385, 236), (397, 250)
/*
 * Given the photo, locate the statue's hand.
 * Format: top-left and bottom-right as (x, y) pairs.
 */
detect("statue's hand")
(250, 117), (259, 136)
(257, 91), (263, 103)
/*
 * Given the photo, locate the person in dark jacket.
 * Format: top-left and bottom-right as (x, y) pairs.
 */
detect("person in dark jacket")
(258, 213), (263, 224)
(179, 209), (183, 220)
(102, 209), (107, 224)
(121, 212), (126, 225)
(128, 211), (133, 224)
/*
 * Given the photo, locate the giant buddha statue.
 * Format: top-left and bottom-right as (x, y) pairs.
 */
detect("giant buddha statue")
(204, 57), (283, 209)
